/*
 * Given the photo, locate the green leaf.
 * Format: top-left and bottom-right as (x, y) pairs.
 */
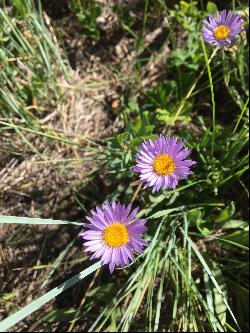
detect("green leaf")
(215, 202), (235, 224)
(223, 230), (249, 247)
(0, 215), (82, 226)
(221, 219), (248, 230)
(86, 283), (117, 300)
(156, 108), (191, 125)
(42, 308), (77, 323)
(116, 132), (129, 145)
(210, 261), (227, 325)
(226, 279), (249, 325)
(214, 236), (249, 251)
(149, 207), (185, 219)
(206, 2), (218, 15)
(0, 293), (16, 301)
(132, 117), (142, 133)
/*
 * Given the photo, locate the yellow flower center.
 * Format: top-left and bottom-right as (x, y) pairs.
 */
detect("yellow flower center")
(153, 154), (175, 176)
(214, 25), (230, 40)
(103, 223), (129, 248)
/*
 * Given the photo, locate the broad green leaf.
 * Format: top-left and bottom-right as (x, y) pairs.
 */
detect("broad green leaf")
(215, 202), (235, 223)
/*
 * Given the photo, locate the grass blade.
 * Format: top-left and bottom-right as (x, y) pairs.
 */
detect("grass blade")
(0, 261), (102, 332)
(0, 215), (82, 226)
(181, 229), (241, 331)
(201, 39), (216, 157)
(233, 97), (249, 135)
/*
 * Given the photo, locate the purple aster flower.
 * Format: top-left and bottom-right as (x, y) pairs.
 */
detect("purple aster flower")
(132, 135), (196, 193)
(202, 10), (244, 47)
(80, 202), (148, 273)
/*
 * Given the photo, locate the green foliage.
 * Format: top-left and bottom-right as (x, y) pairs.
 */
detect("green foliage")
(223, 37), (249, 110)
(206, 1), (218, 15)
(0, 3), (71, 157)
(169, 1), (203, 31)
(11, 0), (33, 18)
(113, 4), (136, 32)
(0, 0), (249, 332)
(68, 0), (101, 40)
(0, 5), (68, 119)
(144, 79), (193, 124)
(101, 100), (156, 183)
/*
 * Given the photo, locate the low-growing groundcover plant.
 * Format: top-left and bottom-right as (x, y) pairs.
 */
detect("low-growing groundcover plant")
(0, 1), (249, 332)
